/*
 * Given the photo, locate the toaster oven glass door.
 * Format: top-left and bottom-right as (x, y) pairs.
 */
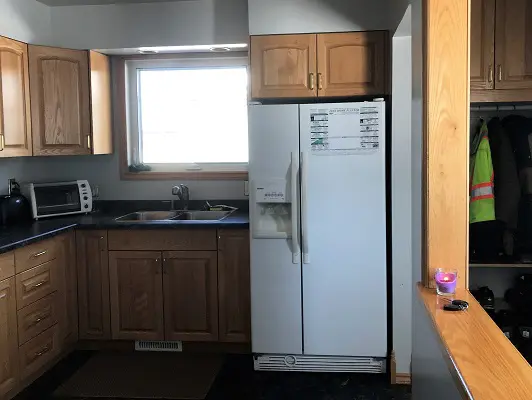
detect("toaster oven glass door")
(34, 184), (82, 216)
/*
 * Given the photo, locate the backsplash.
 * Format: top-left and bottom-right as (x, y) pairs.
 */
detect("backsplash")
(0, 154), (247, 200)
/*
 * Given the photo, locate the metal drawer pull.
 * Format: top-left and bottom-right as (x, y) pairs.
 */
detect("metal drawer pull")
(0, 293), (6, 300)
(30, 312), (50, 326)
(32, 281), (46, 289)
(32, 250), (47, 258)
(35, 346), (50, 357)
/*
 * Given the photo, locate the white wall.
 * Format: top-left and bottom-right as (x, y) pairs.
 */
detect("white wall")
(248, 0), (391, 35)
(412, 293), (463, 400)
(411, 0), (423, 286)
(392, 17), (412, 374)
(0, 0), (52, 44)
(50, 0), (248, 49)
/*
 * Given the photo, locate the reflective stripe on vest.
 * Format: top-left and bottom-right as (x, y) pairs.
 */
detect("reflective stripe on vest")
(470, 127), (495, 224)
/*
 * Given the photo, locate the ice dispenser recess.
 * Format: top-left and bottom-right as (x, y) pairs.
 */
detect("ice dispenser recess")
(251, 178), (292, 239)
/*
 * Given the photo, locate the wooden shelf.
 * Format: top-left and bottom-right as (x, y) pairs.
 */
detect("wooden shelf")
(470, 263), (532, 268)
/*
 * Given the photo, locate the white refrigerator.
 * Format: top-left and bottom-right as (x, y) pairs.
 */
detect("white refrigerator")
(249, 101), (387, 373)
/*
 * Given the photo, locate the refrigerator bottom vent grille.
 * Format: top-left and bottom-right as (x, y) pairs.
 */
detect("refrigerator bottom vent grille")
(253, 354), (386, 373)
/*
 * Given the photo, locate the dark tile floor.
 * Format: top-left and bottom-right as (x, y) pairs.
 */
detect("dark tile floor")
(14, 352), (411, 400)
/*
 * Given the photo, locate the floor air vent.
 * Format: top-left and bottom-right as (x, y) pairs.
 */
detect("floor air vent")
(135, 340), (183, 352)
(254, 354), (386, 373)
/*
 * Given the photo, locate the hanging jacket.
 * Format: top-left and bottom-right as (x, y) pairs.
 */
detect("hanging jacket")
(488, 117), (520, 230)
(470, 122), (495, 224)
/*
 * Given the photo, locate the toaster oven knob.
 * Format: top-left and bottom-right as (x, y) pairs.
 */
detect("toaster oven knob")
(81, 183), (86, 188)
(83, 196), (88, 200)
(84, 204), (89, 209)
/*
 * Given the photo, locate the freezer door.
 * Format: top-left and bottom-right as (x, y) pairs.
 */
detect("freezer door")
(249, 104), (303, 355)
(299, 102), (387, 357)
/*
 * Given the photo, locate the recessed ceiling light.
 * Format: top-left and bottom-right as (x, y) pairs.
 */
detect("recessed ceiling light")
(138, 49), (159, 54)
(209, 47), (231, 52)
(137, 43), (248, 53)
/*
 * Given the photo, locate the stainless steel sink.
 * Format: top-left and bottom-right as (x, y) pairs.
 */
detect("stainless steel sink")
(174, 210), (233, 221)
(114, 210), (235, 222)
(114, 211), (181, 222)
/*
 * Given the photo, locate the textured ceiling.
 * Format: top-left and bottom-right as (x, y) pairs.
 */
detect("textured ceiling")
(35, 0), (187, 6)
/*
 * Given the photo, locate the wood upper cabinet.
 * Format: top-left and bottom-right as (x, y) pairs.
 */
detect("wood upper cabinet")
(108, 251), (164, 341)
(251, 34), (317, 98)
(0, 36), (32, 158)
(76, 230), (110, 340)
(163, 251), (218, 342)
(89, 51), (113, 155)
(494, 0), (532, 89)
(317, 32), (387, 97)
(470, 0), (496, 90)
(28, 45), (91, 156)
(0, 277), (19, 398)
(218, 230), (250, 343)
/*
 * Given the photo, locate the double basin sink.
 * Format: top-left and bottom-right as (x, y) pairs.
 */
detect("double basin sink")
(114, 210), (235, 223)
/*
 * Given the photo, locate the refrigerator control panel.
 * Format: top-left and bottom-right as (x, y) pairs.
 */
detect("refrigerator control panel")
(255, 179), (288, 203)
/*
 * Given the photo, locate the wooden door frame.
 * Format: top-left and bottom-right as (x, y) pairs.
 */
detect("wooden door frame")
(421, 0), (470, 288)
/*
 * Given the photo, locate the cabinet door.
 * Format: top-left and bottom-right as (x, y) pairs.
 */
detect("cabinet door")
(0, 277), (18, 397)
(76, 230), (110, 340)
(250, 34), (317, 98)
(163, 251), (218, 341)
(58, 232), (78, 346)
(470, 0), (496, 90)
(218, 230), (250, 343)
(316, 32), (387, 96)
(89, 51), (113, 155)
(0, 36), (32, 158)
(495, 0), (532, 89)
(28, 45), (91, 156)
(109, 251), (164, 341)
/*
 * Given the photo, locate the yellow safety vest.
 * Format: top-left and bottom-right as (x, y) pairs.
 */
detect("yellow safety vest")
(470, 123), (495, 224)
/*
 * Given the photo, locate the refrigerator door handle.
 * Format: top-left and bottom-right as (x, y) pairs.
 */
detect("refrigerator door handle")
(291, 152), (300, 264)
(301, 151), (310, 264)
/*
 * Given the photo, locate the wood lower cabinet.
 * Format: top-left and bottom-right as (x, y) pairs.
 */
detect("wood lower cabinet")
(218, 230), (250, 343)
(58, 232), (78, 346)
(28, 45), (91, 156)
(0, 277), (19, 398)
(163, 251), (218, 342)
(0, 36), (32, 158)
(76, 230), (111, 340)
(108, 251), (164, 340)
(251, 34), (318, 98)
(317, 31), (387, 96)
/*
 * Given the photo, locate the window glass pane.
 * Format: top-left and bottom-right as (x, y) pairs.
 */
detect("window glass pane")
(138, 67), (248, 164)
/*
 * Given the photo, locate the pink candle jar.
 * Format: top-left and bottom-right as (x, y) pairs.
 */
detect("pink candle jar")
(434, 268), (458, 296)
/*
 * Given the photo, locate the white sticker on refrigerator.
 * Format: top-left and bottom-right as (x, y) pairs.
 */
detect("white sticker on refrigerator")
(310, 106), (380, 156)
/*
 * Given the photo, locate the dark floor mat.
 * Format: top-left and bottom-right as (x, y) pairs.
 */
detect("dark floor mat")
(52, 352), (223, 399)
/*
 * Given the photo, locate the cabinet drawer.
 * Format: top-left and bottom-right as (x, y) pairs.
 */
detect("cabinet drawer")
(19, 325), (60, 380)
(108, 230), (217, 251)
(15, 237), (59, 274)
(0, 252), (15, 281)
(18, 292), (60, 345)
(16, 260), (60, 309)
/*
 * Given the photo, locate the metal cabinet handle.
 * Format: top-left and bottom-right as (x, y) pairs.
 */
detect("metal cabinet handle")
(0, 135), (4, 151)
(488, 65), (494, 83)
(318, 73), (323, 90)
(32, 250), (47, 258)
(87, 135), (92, 149)
(309, 73), (315, 90)
(35, 346), (50, 357)
(33, 281), (46, 289)
(497, 65), (503, 82)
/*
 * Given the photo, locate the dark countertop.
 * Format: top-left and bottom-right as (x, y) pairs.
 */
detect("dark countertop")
(0, 210), (249, 255)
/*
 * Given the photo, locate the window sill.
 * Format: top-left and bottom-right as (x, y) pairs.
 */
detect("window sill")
(120, 170), (248, 181)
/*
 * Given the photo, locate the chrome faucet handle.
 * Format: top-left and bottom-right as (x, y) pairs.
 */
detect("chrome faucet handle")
(172, 186), (181, 196)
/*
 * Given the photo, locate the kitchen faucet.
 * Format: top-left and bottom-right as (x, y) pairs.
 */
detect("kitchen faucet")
(172, 184), (190, 210)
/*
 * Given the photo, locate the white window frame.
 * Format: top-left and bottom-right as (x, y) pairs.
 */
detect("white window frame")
(125, 55), (249, 174)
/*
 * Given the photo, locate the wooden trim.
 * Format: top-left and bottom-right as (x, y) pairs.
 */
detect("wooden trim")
(113, 56), (248, 181)
(422, 0), (470, 289)
(471, 89), (532, 103)
(417, 284), (532, 399)
(89, 51), (113, 155)
(121, 171), (248, 181)
(390, 350), (396, 384)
